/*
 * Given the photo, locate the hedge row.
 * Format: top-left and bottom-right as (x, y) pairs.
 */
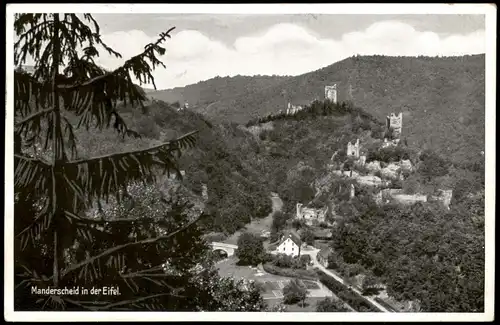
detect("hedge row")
(316, 270), (381, 312)
(262, 263), (317, 280)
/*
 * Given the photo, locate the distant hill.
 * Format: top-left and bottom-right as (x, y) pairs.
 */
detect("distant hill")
(147, 75), (291, 109)
(141, 87), (158, 93)
(158, 55), (485, 165)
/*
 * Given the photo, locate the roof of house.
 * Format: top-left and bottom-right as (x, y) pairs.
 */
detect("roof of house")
(279, 230), (302, 247)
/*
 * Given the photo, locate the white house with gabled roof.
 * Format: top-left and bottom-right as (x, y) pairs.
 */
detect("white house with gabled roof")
(276, 231), (302, 257)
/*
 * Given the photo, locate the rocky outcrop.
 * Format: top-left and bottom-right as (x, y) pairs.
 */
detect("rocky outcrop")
(381, 163), (401, 180)
(366, 161), (382, 173)
(357, 175), (385, 187)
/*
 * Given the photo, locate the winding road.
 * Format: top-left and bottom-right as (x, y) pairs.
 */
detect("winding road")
(224, 192), (390, 312)
(303, 248), (391, 313)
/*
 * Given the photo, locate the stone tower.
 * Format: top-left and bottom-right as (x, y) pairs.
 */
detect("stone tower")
(386, 112), (403, 138)
(350, 184), (355, 200)
(325, 84), (338, 104)
(347, 139), (360, 158)
(296, 203), (303, 219)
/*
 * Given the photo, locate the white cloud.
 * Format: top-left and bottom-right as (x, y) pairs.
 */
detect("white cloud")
(22, 20), (486, 89)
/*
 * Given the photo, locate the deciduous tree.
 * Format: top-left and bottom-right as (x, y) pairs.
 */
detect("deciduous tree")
(283, 279), (308, 306)
(236, 232), (265, 266)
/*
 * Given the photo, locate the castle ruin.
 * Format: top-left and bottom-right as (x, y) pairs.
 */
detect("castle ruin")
(347, 139), (360, 158)
(286, 102), (304, 115)
(296, 203), (329, 226)
(325, 85), (338, 104)
(386, 112), (403, 138)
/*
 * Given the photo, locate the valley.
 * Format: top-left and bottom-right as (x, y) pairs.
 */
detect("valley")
(14, 47), (485, 312)
(157, 58), (485, 312)
(85, 63), (485, 312)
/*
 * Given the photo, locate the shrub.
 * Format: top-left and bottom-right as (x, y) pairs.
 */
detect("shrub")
(272, 254), (310, 270)
(299, 255), (312, 266)
(272, 254), (294, 268)
(316, 297), (351, 312)
(263, 263), (317, 280)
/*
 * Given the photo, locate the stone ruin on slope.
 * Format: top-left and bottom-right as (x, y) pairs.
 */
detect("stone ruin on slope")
(347, 139), (360, 159)
(325, 84), (338, 104)
(296, 203), (329, 226)
(386, 112), (403, 139)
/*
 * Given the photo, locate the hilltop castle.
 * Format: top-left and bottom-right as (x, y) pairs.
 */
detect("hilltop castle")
(386, 112), (403, 138)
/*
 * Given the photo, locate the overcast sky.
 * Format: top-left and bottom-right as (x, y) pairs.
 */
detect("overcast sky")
(25, 13), (487, 89)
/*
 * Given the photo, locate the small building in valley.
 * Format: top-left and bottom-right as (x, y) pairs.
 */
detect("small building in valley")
(276, 231), (302, 257)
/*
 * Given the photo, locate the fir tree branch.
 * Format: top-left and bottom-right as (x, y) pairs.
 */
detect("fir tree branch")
(69, 130), (198, 165)
(15, 107), (55, 128)
(60, 212), (205, 279)
(61, 130), (197, 202)
(57, 27), (175, 91)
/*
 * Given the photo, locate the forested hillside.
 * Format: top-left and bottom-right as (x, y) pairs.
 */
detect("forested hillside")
(13, 11), (485, 313)
(244, 98), (485, 312)
(169, 55), (485, 166)
(148, 74), (291, 110)
(77, 100), (273, 235)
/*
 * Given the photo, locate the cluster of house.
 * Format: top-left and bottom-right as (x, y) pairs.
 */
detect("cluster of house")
(273, 230), (334, 269)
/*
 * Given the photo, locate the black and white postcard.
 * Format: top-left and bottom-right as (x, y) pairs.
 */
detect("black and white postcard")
(4, 3), (495, 322)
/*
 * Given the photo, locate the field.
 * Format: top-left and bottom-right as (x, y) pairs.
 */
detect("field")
(216, 257), (328, 301)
